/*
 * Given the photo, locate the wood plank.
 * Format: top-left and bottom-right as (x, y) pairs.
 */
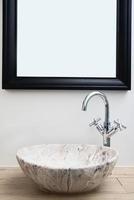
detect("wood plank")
(0, 167), (134, 200)
(111, 167), (134, 177)
(1, 193), (134, 200)
(118, 177), (134, 193)
(95, 177), (125, 193)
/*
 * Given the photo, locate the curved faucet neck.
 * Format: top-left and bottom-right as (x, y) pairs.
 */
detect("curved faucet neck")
(82, 91), (110, 127)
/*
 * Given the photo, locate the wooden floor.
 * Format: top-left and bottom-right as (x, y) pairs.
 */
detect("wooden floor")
(0, 167), (134, 200)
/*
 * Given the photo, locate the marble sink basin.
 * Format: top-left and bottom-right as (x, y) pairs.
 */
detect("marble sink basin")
(16, 144), (118, 193)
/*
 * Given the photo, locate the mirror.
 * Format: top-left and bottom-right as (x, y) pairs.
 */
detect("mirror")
(2, 0), (131, 89)
(17, 0), (116, 78)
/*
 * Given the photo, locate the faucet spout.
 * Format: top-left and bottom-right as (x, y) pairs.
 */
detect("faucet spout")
(82, 91), (109, 125)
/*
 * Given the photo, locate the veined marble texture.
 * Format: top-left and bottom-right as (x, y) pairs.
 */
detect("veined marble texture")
(16, 144), (118, 193)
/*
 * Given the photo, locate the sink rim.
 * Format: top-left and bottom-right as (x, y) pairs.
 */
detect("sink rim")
(16, 144), (118, 170)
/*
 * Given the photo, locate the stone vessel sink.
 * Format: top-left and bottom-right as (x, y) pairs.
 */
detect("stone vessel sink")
(16, 144), (118, 193)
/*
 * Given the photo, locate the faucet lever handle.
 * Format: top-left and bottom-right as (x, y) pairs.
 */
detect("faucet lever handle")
(89, 118), (101, 127)
(107, 119), (126, 138)
(114, 119), (127, 131)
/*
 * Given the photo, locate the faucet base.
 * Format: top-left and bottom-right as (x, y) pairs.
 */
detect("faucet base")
(103, 137), (110, 147)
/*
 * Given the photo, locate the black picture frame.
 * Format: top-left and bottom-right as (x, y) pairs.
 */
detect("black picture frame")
(2, 0), (132, 90)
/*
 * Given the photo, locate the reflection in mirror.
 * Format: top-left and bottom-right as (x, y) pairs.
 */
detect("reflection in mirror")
(17, 0), (116, 78)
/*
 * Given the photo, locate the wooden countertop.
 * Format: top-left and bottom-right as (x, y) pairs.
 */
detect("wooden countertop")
(0, 167), (134, 200)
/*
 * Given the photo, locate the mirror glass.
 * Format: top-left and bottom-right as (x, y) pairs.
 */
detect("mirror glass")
(17, 0), (117, 78)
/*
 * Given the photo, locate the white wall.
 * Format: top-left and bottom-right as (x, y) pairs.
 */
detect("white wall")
(0, 0), (133, 166)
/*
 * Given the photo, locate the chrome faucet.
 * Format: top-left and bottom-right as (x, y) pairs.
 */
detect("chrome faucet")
(82, 91), (126, 147)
